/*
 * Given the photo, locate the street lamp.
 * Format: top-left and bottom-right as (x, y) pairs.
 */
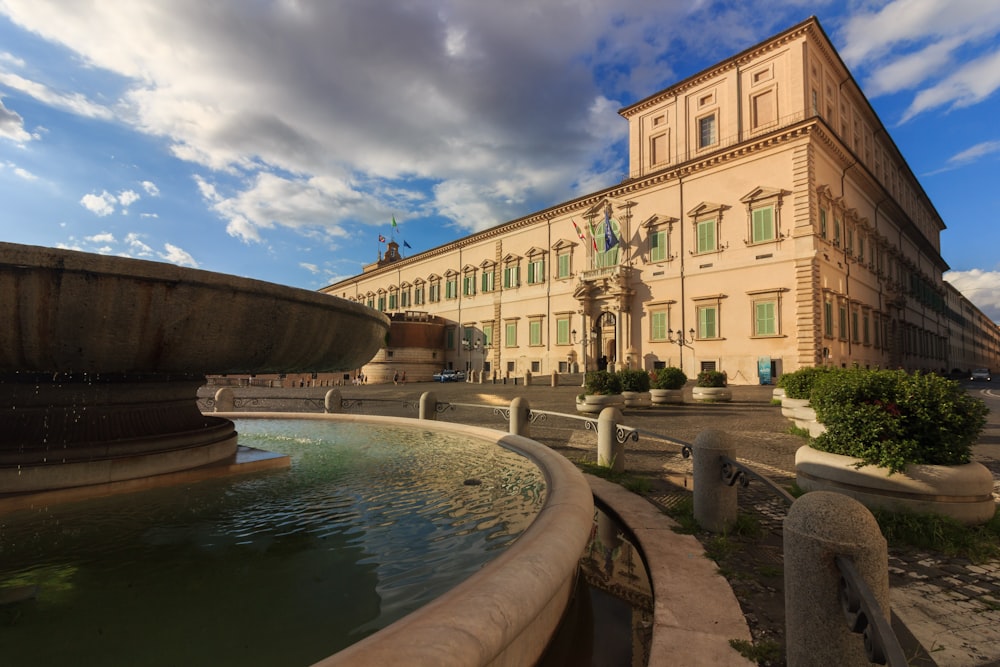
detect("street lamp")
(572, 327), (599, 386)
(462, 337), (479, 381)
(668, 328), (696, 371)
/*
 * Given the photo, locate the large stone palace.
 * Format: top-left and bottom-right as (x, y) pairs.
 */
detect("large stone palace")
(311, 17), (999, 386)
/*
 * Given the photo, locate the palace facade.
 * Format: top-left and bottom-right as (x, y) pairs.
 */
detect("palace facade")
(320, 17), (1000, 385)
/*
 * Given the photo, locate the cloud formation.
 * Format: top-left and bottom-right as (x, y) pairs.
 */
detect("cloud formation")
(945, 269), (1000, 323)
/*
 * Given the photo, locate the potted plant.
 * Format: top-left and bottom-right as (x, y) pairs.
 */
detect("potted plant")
(649, 367), (686, 405)
(618, 368), (652, 408)
(576, 370), (624, 414)
(795, 368), (994, 524)
(691, 369), (731, 402)
(776, 366), (837, 435)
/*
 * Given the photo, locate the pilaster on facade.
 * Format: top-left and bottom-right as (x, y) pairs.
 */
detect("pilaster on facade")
(794, 256), (822, 368)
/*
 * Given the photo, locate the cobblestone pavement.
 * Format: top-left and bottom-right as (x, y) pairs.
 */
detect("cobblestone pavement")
(202, 380), (1000, 666)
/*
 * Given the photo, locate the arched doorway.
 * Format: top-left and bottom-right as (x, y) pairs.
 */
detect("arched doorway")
(593, 311), (617, 370)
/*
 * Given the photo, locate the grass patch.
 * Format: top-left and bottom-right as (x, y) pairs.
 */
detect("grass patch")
(874, 507), (1000, 563)
(729, 638), (782, 663)
(770, 398), (783, 406)
(574, 460), (653, 494)
(786, 424), (810, 438)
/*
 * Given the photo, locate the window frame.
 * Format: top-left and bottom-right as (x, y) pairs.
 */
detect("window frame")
(697, 112), (717, 149)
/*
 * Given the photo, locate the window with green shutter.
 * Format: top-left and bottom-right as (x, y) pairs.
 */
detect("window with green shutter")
(556, 318), (570, 345)
(505, 322), (517, 347)
(650, 230), (667, 262)
(529, 320), (542, 346)
(696, 219), (716, 253)
(481, 271), (494, 292)
(528, 258), (544, 284)
(751, 206), (774, 243)
(503, 265), (520, 288)
(824, 299), (833, 337)
(754, 301), (776, 336)
(557, 252), (571, 278)
(650, 311), (667, 340)
(697, 305), (717, 338)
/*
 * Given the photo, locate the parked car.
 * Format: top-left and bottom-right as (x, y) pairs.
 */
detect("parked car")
(970, 368), (991, 381)
(433, 369), (466, 382)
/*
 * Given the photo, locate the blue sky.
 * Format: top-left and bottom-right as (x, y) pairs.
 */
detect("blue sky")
(1, 1), (999, 319)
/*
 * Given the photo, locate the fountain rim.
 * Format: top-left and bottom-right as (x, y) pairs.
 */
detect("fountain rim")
(221, 411), (595, 667)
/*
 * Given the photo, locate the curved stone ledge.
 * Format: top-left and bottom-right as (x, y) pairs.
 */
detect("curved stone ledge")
(220, 412), (594, 667)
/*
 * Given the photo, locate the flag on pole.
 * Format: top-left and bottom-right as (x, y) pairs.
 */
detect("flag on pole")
(403, 240), (411, 249)
(391, 215), (398, 232)
(603, 208), (620, 252)
(378, 234), (386, 243)
(571, 219), (586, 243)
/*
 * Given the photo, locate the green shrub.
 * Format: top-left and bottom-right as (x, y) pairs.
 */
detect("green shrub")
(617, 367), (651, 392)
(650, 366), (687, 390)
(777, 366), (838, 400)
(696, 370), (727, 387)
(810, 368), (988, 473)
(584, 370), (623, 395)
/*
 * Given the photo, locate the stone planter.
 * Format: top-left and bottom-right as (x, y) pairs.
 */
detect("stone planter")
(576, 394), (625, 415)
(622, 390), (651, 409)
(650, 388), (684, 405)
(691, 386), (732, 402)
(772, 387), (785, 401)
(780, 396), (810, 419)
(795, 445), (997, 525)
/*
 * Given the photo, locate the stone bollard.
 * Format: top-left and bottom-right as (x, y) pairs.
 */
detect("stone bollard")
(324, 389), (342, 413)
(784, 491), (889, 667)
(509, 397), (530, 437)
(419, 391), (438, 420)
(691, 429), (737, 533)
(214, 387), (234, 412)
(524, 370), (532, 386)
(597, 406), (624, 472)
(550, 370), (558, 387)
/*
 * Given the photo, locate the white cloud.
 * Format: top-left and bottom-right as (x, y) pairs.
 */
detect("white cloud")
(0, 71), (114, 120)
(13, 166), (36, 180)
(160, 243), (198, 268)
(299, 262), (319, 275)
(839, 0), (1000, 121)
(86, 231), (116, 244)
(125, 232), (153, 256)
(945, 269), (1000, 322)
(141, 180), (159, 196)
(947, 141), (1000, 166)
(80, 191), (117, 216)
(0, 98), (32, 142)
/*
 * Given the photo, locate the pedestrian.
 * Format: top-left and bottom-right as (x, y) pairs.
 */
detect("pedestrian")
(393, 370), (399, 385)
(401, 371), (406, 384)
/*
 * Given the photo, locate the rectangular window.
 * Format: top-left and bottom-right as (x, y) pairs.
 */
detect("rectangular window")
(650, 132), (668, 164)
(824, 299), (834, 337)
(834, 218), (841, 247)
(367, 297), (374, 309)
(388, 293), (397, 310)
(482, 324), (493, 348)
(650, 311), (668, 341)
(852, 311), (860, 342)
(697, 305), (718, 339)
(445, 278), (457, 300)
(481, 271), (494, 293)
(857, 236), (864, 263)
(819, 207), (828, 239)
(505, 322), (517, 348)
(446, 328), (455, 350)
(529, 320), (542, 346)
(751, 206), (774, 243)
(696, 219), (716, 253)
(556, 318), (570, 345)
(698, 114), (717, 148)
(401, 290), (410, 308)
(503, 265), (520, 288)
(838, 304), (847, 340)
(377, 296), (385, 311)
(527, 258), (545, 284)
(463, 275), (475, 296)
(650, 230), (667, 262)
(557, 252), (571, 278)
(429, 283), (440, 302)
(754, 301), (777, 336)
(752, 90), (776, 129)
(414, 286), (424, 305)
(863, 312), (871, 345)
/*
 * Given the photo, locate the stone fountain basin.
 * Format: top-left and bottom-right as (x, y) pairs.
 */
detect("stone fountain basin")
(0, 242), (388, 374)
(0, 242), (389, 494)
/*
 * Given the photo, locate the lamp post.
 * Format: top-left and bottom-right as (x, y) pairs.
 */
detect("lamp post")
(462, 337), (479, 382)
(668, 327), (696, 371)
(572, 327), (599, 387)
